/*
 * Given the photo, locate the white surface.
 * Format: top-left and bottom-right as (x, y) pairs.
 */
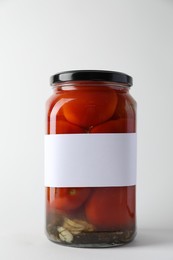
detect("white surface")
(0, 0), (173, 259)
(45, 133), (136, 187)
(0, 229), (173, 260)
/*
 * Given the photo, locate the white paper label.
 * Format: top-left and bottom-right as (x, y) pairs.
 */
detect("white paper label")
(44, 133), (137, 187)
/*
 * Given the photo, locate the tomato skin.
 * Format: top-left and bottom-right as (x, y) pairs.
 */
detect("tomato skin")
(85, 187), (135, 230)
(50, 119), (85, 134)
(51, 188), (91, 211)
(46, 93), (67, 134)
(90, 119), (136, 133)
(112, 93), (136, 120)
(62, 88), (118, 128)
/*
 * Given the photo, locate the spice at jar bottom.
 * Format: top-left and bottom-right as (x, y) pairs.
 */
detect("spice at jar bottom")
(45, 70), (137, 247)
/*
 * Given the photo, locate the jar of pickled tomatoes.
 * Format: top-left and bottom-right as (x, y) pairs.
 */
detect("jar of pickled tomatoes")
(45, 70), (137, 247)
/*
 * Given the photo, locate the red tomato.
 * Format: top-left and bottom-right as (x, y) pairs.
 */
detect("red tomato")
(50, 119), (85, 134)
(85, 187), (135, 230)
(51, 188), (91, 211)
(90, 119), (136, 133)
(46, 93), (66, 134)
(112, 93), (136, 120)
(62, 88), (118, 128)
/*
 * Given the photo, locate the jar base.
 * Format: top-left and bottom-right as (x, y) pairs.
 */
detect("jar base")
(46, 229), (136, 248)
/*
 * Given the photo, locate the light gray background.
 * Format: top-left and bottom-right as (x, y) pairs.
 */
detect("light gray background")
(0, 0), (173, 259)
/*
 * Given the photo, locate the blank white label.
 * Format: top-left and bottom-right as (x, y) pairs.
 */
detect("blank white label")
(44, 133), (137, 187)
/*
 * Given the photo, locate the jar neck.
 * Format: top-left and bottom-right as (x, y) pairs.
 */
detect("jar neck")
(52, 81), (130, 94)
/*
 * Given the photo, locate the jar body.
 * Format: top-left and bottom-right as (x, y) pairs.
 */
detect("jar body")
(45, 80), (137, 247)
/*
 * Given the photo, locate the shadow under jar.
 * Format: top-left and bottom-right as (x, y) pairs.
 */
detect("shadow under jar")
(45, 70), (137, 248)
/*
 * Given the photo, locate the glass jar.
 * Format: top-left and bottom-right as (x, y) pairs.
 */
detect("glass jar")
(45, 70), (137, 247)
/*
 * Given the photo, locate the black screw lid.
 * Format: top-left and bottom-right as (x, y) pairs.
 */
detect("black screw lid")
(50, 70), (133, 87)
